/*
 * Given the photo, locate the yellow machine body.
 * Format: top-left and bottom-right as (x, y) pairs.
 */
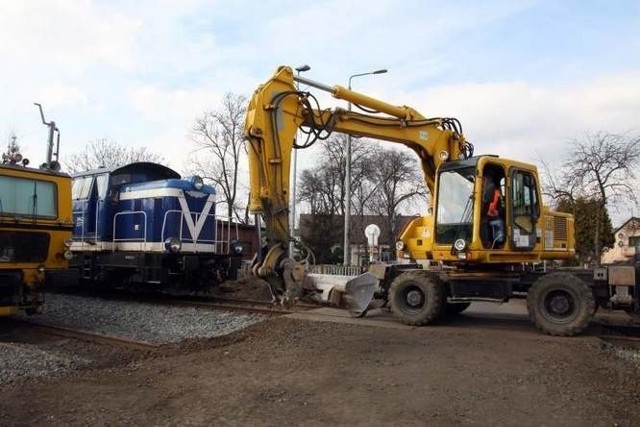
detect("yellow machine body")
(0, 163), (73, 315)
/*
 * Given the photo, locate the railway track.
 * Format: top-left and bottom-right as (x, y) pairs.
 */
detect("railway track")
(162, 296), (320, 315)
(50, 289), (319, 316)
(160, 298), (301, 315)
(14, 318), (160, 351)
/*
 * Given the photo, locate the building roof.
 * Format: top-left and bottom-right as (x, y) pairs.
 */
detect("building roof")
(614, 216), (640, 234)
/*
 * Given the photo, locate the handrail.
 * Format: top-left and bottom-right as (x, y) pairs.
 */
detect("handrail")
(160, 210), (239, 254)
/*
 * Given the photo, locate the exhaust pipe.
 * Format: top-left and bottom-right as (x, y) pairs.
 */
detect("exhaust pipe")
(306, 272), (378, 316)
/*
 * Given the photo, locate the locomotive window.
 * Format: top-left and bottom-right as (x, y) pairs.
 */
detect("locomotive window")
(111, 173), (131, 186)
(72, 176), (94, 200)
(0, 176), (57, 218)
(96, 174), (109, 198)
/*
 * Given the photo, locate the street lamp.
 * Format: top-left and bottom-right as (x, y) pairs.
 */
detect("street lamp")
(290, 64), (311, 258)
(344, 68), (388, 266)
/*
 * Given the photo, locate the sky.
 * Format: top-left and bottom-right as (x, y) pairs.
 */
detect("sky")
(1, 0), (639, 224)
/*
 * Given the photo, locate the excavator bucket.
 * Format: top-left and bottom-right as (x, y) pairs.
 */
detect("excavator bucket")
(305, 272), (378, 316)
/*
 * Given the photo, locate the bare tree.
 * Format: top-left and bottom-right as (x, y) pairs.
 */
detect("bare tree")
(297, 136), (377, 218)
(2, 132), (22, 164)
(297, 136), (379, 263)
(189, 93), (247, 221)
(545, 132), (640, 265)
(65, 138), (165, 173)
(298, 137), (427, 260)
(366, 148), (428, 245)
(297, 166), (344, 263)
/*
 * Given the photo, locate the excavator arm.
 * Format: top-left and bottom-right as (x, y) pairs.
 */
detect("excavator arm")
(244, 65), (472, 304)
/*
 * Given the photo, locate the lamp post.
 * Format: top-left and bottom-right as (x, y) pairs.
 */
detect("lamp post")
(343, 68), (388, 266)
(290, 64), (311, 258)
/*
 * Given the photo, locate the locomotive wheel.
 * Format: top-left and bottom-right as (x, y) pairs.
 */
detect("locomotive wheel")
(527, 272), (595, 336)
(444, 302), (471, 316)
(389, 272), (445, 325)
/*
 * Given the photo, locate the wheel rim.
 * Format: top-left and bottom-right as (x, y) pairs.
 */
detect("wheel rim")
(397, 284), (426, 314)
(540, 289), (578, 324)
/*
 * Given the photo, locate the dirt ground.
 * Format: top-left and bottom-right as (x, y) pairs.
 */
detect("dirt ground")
(1, 280), (640, 426)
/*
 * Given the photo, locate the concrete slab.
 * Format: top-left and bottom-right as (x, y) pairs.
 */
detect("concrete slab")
(288, 299), (532, 330)
(288, 298), (638, 338)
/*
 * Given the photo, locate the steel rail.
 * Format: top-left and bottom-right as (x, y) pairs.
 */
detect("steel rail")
(16, 319), (160, 351)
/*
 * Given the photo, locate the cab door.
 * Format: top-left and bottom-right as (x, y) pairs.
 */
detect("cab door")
(72, 175), (97, 241)
(509, 169), (540, 251)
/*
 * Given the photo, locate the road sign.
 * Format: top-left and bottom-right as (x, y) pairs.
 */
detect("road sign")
(365, 224), (380, 247)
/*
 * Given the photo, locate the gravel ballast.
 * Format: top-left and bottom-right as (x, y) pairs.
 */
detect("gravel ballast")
(25, 293), (267, 344)
(0, 342), (91, 385)
(1, 293), (267, 384)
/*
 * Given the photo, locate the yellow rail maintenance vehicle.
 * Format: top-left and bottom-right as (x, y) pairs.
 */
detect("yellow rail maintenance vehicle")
(244, 65), (639, 336)
(0, 104), (73, 316)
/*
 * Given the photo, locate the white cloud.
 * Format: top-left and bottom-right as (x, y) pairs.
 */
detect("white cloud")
(127, 84), (225, 126)
(398, 72), (640, 165)
(38, 83), (88, 108)
(0, 0), (142, 72)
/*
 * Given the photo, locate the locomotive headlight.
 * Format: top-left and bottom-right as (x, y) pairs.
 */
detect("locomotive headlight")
(37, 264), (45, 273)
(453, 238), (467, 252)
(395, 241), (405, 251)
(192, 176), (204, 190)
(164, 237), (182, 253)
(63, 250), (74, 261)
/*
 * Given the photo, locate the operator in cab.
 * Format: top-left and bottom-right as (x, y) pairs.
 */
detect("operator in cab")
(481, 170), (505, 249)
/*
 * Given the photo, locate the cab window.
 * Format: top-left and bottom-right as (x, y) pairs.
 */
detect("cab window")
(510, 170), (539, 249)
(0, 176), (57, 217)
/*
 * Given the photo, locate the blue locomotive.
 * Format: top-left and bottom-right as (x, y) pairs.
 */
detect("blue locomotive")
(68, 162), (242, 291)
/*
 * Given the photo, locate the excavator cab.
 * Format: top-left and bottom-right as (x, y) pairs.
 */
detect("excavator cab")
(404, 154), (568, 266)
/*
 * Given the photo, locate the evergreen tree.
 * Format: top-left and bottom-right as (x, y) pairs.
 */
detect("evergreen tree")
(556, 197), (614, 265)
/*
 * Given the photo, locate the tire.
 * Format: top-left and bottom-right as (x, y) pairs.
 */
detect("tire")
(389, 272), (445, 326)
(527, 273), (595, 336)
(444, 302), (471, 316)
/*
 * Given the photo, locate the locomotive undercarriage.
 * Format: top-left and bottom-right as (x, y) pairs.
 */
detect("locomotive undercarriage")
(70, 251), (241, 293)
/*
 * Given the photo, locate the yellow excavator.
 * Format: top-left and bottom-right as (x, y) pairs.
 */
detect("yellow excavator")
(244, 65), (639, 336)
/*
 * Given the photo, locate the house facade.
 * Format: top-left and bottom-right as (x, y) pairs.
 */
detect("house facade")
(601, 217), (640, 264)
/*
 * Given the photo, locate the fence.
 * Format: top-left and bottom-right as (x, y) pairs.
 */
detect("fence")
(309, 264), (365, 276)
(237, 262), (364, 280)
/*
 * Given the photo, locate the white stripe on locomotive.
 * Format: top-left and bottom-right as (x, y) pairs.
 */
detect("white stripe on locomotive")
(119, 188), (216, 243)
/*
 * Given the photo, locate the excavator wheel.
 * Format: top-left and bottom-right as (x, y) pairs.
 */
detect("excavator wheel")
(527, 272), (595, 336)
(389, 271), (445, 326)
